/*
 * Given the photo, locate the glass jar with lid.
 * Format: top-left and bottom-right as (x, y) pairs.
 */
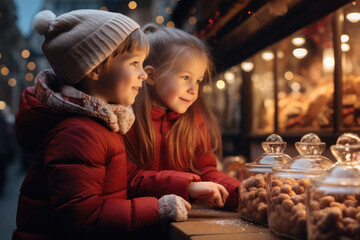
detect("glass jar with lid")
(238, 134), (291, 225)
(307, 133), (360, 240)
(267, 133), (333, 239)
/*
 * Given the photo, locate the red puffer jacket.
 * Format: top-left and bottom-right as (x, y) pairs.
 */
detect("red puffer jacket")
(13, 87), (200, 240)
(126, 107), (239, 209)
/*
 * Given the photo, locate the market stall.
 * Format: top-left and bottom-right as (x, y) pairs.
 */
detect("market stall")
(186, 0), (357, 159)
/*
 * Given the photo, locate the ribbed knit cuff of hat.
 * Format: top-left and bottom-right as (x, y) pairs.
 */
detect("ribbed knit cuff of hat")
(158, 194), (188, 228)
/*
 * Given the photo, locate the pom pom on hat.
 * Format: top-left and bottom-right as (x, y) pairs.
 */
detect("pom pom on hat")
(33, 10), (56, 36)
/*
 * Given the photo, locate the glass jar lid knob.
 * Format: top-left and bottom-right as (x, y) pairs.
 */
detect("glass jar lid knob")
(261, 134), (287, 153)
(295, 133), (326, 155)
(330, 133), (360, 163)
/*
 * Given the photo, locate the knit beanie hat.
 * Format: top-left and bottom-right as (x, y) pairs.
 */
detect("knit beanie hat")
(33, 9), (140, 85)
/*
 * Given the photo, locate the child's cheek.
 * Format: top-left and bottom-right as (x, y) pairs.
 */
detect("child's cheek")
(163, 84), (180, 99)
(110, 70), (132, 85)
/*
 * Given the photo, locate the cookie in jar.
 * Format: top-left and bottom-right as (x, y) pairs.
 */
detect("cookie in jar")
(238, 134), (291, 225)
(307, 133), (360, 240)
(267, 133), (333, 239)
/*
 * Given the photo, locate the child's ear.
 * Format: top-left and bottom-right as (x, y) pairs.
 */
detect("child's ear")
(86, 68), (100, 81)
(144, 65), (156, 86)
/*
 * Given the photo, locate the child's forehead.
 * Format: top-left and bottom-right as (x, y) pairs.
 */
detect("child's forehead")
(117, 50), (147, 60)
(174, 55), (207, 68)
(170, 57), (207, 75)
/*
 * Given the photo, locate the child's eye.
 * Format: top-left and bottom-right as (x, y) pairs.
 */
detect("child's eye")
(181, 76), (190, 80)
(131, 61), (139, 67)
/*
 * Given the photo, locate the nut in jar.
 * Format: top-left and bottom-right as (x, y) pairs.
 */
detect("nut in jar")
(267, 133), (333, 239)
(307, 133), (360, 240)
(238, 134), (291, 225)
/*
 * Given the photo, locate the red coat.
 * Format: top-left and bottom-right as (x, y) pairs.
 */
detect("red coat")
(14, 87), (200, 240)
(126, 107), (239, 209)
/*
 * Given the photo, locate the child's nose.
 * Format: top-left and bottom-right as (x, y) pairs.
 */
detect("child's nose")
(139, 69), (147, 81)
(188, 82), (197, 94)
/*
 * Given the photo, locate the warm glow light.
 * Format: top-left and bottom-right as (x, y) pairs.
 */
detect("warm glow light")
(346, 12), (360, 23)
(100, 6), (108, 11)
(8, 78), (16, 87)
(241, 62), (254, 72)
(284, 71), (294, 80)
(188, 16), (197, 25)
(290, 82), (301, 92)
(27, 61), (36, 70)
(323, 57), (335, 72)
(323, 47), (334, 73)
(293, 48), (308, 59)
(156, 16), (164, 24)
(291, 37), (306, 46)
(0, 53), (2, 59)
(202, 85), (212, 93)
(166, 7), (172, 14)
(341, 34), (349, 43)
(0, 101), (6, 110)
(25, 73), (34, 81)
(342, 43), (350, 52)
(21, 50), (30, 58)
(261, 51), (274, 61)
(128, 1), (137, 9)
(166, 21), (175, 28)
(216, 80), (226, 90)
(224, 71), (235, 84)
(1, 66), (9, 76)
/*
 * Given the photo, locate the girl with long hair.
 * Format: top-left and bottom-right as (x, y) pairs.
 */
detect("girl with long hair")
(125, 24), (239, 209)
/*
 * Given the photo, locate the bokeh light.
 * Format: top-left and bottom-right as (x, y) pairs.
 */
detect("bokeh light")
(21, 49), (30, 58)
(25, 72), (34, 81)
(128, 1), (137, 10)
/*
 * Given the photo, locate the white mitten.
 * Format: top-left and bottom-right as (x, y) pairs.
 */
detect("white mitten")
(158, 194), (188, 224)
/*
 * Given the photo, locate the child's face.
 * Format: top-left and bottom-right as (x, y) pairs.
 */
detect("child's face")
(97, 50), (147, 105)
(153, 56), (207, 114)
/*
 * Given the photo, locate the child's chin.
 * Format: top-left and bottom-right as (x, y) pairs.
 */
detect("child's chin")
(174, 108), (187, 114)
(122, 99), (135, 106)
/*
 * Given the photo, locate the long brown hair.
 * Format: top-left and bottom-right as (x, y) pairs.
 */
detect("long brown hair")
(124, 24), (222, 172)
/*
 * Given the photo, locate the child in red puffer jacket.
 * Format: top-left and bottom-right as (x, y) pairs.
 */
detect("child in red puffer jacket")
(124, 24), (239, 210)
(13, 10), (218, 240)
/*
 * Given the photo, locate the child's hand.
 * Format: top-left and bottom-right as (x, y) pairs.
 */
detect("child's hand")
(158, 194), (191, 224)
(189, 181), (229, 208)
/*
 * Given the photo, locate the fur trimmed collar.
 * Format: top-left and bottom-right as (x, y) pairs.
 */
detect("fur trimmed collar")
(34, 70), (135, 134)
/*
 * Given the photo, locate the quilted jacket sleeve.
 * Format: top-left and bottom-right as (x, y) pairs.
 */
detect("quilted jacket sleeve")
(194, 113), (240, 210)
(127, 160), (201, 200)
(44, 123), (160, 237)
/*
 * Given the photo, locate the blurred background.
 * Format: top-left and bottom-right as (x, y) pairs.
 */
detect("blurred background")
(0, 0), (358, 238)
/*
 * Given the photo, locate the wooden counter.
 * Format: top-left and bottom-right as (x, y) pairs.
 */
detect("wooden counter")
(169, 208), (282, 240)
